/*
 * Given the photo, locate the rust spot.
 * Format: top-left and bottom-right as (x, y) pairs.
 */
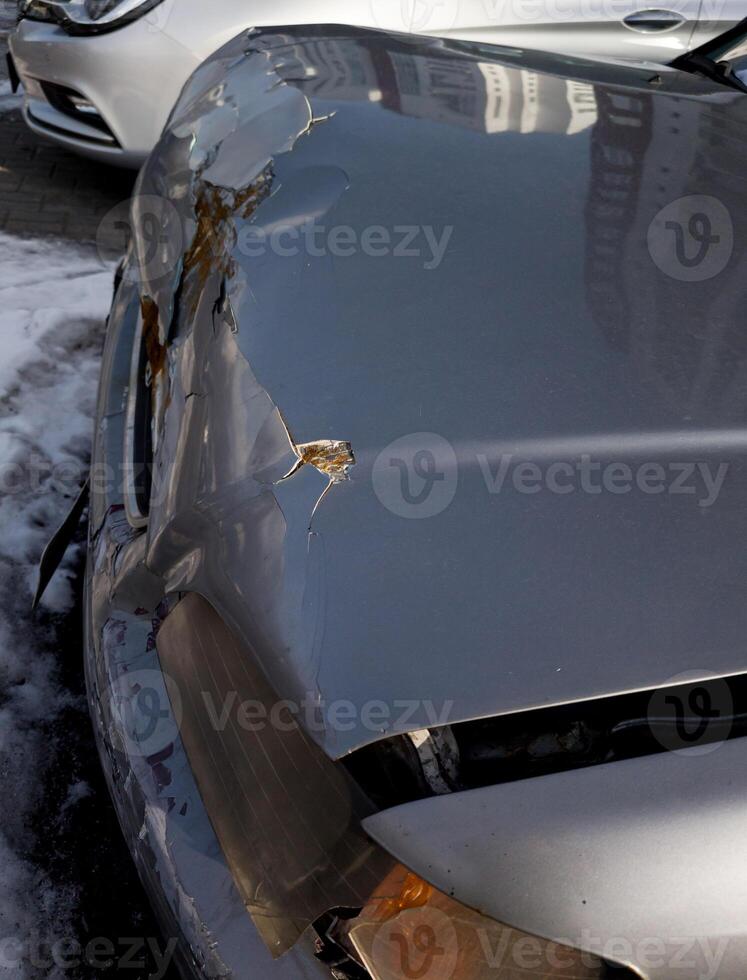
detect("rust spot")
(140, 295), (167, 381)
(183, 167), (274, 313)
(136, 169), (275, 456)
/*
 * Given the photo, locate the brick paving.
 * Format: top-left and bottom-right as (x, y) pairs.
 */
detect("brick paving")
(0, 1), (135, 244)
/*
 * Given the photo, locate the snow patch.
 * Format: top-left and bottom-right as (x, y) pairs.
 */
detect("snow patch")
(0, 232), (114, 977)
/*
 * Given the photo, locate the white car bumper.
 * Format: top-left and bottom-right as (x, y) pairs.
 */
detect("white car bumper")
(9, 16), (204, 168)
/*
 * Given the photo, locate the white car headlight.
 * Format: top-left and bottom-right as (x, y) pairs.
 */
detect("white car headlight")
(19, 0), (166, 35)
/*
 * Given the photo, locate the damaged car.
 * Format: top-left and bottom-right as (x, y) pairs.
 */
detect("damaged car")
(7, 0), (744, 166)
(45, 15), (747, 980)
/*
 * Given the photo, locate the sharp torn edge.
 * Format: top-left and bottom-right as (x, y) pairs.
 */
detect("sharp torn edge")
(281, 440), (355, 483)
(280, 439), (356, 523)
(300, 111), (336, 138)
(32, 480), (90, 611)
(134, 63), (345, 533)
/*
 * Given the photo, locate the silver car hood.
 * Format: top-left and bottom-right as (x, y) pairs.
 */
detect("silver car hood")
(134, 26), (747, 759)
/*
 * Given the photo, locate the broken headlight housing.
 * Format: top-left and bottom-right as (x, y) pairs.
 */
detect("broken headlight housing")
(19, 0), (166, 35)
(338, 864), (631, 979)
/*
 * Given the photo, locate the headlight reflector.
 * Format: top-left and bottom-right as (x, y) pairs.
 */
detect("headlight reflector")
(19, 0), (166, 35)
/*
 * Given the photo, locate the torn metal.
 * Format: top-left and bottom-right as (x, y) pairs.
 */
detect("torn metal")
(32, 479), (89, 610)
(283, 440), (355, 484)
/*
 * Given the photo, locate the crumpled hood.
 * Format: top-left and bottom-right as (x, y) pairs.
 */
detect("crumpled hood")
(137, 26), (747, 758)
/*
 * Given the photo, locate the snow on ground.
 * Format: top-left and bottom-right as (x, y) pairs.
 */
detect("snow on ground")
(0, 232), (114, 978)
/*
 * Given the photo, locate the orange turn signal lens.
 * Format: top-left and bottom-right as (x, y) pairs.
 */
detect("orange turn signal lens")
(343, 864), (611, 980)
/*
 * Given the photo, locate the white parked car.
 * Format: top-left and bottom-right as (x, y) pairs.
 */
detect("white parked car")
(8, 0), (744, 167)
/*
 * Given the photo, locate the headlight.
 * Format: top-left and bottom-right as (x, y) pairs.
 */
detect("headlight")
(341, 864), (627, 979)
(19, 0), (165, 34)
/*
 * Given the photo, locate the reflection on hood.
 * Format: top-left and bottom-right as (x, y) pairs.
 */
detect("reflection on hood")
(253, 31), (598, 135)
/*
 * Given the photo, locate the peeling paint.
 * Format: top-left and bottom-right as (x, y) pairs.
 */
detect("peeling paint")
(282, 439), (355, 484)
(296, 440), (355, 481)
(182, 171), (274, 316)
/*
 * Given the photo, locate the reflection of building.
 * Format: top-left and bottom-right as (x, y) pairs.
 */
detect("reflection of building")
(273, 38), (382, 102)
(271, 36), (597, 135)
(585, 88), (654, 353)
(474, 64), (597, 135)
(584, 85), (747, 421)
(391, 53), (489, 128)
(566, 79), (598, 135)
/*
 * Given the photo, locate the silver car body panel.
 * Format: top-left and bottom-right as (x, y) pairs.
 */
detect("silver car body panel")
(8, 0), (743, 165)
(129, 28), (747, 761)
(86, 23), (747, 978)
(364, 740), (747, 979)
